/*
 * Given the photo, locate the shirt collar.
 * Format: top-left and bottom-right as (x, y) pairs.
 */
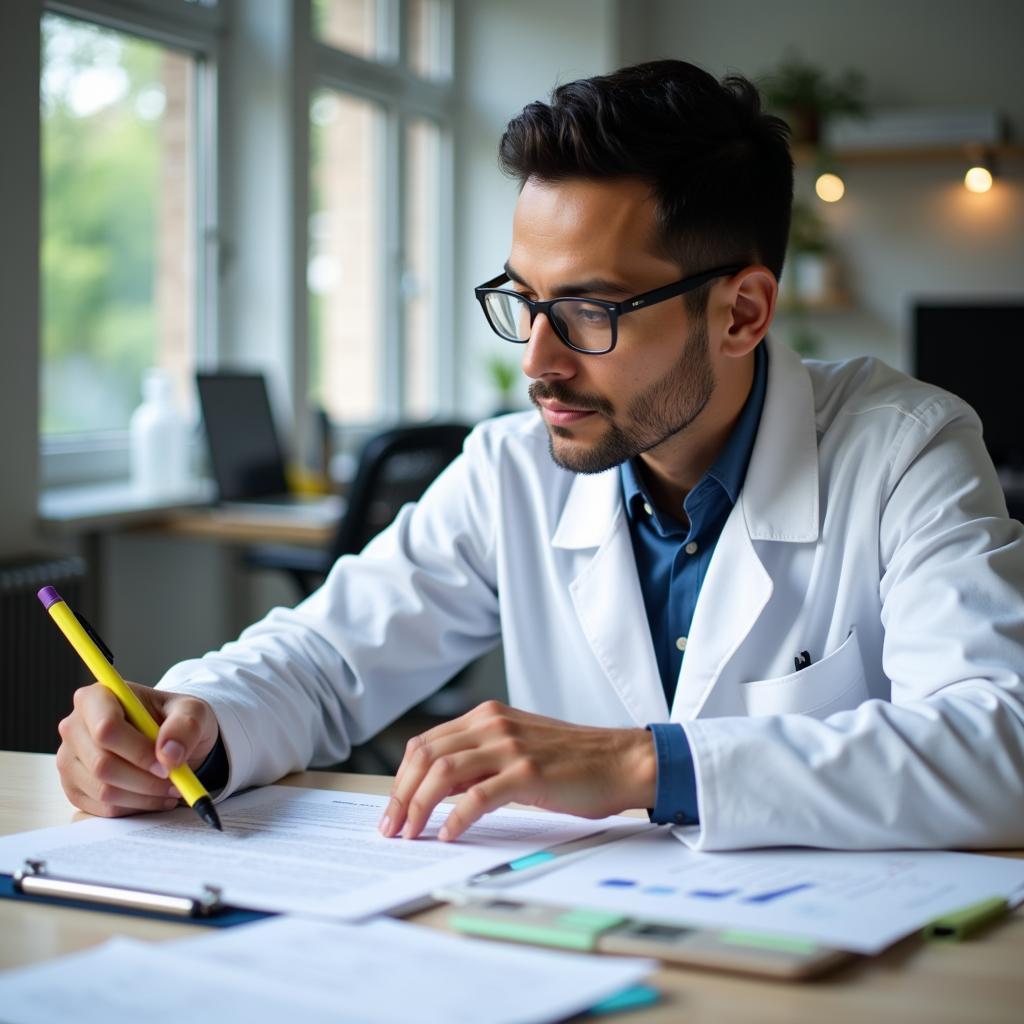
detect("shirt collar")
(620, 340), (768, 521)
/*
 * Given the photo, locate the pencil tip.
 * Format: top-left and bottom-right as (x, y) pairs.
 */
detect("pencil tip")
(194, 796), (223, 832)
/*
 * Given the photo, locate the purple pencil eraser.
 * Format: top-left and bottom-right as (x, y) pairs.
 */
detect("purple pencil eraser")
(38, 586), (63, 610)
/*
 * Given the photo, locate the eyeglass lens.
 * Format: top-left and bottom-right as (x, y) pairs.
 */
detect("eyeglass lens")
(483, 292), (613, 352)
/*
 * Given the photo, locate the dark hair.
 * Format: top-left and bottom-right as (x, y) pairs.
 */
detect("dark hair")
(498, 60), (793, 308)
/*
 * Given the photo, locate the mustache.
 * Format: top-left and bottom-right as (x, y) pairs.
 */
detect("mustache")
(528, 380), (613, 416)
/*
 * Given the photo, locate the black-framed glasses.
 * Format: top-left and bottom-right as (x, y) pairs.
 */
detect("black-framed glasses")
(474, 264), (742, 355)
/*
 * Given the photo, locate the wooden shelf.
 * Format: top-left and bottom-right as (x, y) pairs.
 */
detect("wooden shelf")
(792, 142), (1024, 166)
(777, 297), (854, 315)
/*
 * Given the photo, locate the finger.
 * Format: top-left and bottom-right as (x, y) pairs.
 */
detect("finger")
(441, 771), (526, 841)
(386, 703), (515, 811)
(399, 749), (500, 841)
(393, 701), (511, 771)
(65, 716), (180, 804)
(154, 696), (216, 772)
(382, 729), (478, 837)
(74, 684), (163, 777)
(65, 764), (180, 818)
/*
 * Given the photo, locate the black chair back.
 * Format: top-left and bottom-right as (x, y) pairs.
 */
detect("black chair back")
(330, 422), (472, 562)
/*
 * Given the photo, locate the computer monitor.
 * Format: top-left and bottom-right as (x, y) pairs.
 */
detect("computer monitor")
(196, 372), (290, 501)
(913, 303), (1024, 471)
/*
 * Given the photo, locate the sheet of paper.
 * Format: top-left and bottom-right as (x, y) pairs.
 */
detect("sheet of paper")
(482, 828), (1024, 954)
(0, 918), (656, 1024)
(0, 785), (634, 920)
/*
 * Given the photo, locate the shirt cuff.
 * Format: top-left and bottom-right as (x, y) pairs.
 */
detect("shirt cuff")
(193, 732), (229, 795)
(645, 723), (699, 826)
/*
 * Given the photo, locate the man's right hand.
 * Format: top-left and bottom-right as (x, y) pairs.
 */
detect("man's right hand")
(56, 682), (220, 819)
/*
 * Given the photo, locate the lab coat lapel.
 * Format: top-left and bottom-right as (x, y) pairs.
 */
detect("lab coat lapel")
(672, 337), (821, 720)
(552, 470), (669, 726)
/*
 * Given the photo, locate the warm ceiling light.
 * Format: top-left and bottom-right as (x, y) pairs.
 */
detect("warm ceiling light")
(964, 165), (993, 193)
(815, 172), (845, 203)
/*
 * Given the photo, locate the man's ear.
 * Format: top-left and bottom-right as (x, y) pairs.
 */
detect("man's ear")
(717, 265), (777, 358)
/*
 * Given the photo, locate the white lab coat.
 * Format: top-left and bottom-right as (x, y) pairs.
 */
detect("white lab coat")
(159, 336), (1024, 850)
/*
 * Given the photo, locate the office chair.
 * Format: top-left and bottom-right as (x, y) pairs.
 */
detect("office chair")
(244, 421), (473, 774)
(245, 421), (472, 599)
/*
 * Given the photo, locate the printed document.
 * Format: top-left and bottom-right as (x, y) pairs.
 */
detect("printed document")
(0, 916), (656, 1024)
(485, 827), (1024, 954)
(0, 785), (633, 920)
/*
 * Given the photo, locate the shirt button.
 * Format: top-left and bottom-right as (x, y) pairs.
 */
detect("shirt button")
(675, 636), (688, 652)
(685, 541), (698, 555)
(643, 502), (653, 516)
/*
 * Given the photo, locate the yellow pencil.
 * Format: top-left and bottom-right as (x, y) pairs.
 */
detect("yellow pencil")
(38, 586), (222, 831)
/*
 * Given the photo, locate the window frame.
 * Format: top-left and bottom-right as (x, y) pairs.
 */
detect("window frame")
(308, 0), (455, 428)
(39, 0), (223, 487)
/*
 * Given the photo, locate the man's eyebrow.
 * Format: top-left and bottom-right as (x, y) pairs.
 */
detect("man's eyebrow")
(503, 261), (634, 299)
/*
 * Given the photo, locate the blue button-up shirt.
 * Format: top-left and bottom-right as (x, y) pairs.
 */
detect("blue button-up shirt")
(620, 342), (768, 825)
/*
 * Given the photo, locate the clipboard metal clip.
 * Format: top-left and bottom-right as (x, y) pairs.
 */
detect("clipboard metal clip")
(13, 859), (224, 918)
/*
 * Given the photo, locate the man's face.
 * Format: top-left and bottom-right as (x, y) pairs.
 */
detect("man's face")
(509, 177), (716, 475)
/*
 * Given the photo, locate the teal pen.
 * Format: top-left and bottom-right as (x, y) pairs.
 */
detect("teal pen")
(467, 829), (621, 886)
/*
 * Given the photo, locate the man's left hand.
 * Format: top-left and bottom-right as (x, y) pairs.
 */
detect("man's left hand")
(378, 700), (657, 841)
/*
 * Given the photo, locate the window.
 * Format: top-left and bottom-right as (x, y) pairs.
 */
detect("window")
(39, 1), (218, 481)
(407, 0), (451, 81)
(308, 0), (453, 426)
(312, 0), (385, 62)
(404, 117), (443, 416)
(308, 89), (385, 421)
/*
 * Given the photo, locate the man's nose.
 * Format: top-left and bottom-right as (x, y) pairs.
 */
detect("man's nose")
(521, 312), (577, 382)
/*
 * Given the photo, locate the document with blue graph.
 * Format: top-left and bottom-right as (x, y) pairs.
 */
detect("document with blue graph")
(487, 828), (1024, 954)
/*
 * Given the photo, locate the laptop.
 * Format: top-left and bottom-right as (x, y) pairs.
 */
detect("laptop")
(196, 372), (342, 523)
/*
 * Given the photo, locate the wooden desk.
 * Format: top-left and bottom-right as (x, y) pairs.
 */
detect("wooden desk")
(158, 507), (334, 548)
(3, 751), (1023, 1023)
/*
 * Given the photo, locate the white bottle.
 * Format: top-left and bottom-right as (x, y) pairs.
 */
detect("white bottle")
(129, 368), (190, 497)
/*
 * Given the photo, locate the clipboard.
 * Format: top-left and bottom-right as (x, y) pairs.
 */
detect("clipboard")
(1, 859), (272, 928)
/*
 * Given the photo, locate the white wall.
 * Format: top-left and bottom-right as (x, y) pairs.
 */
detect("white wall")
(627, 0), (1024, 369)
(452, 0), (622, 416)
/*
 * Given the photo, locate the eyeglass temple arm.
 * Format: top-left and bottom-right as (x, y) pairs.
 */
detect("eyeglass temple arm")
(476, 272), (511, 292)
(615, 265), (744, 313)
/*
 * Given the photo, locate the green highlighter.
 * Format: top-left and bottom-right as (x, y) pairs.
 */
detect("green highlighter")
(923, 897), (1010, 942)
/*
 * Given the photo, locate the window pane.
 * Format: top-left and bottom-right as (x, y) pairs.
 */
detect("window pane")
(309, 90), (384, 423)
(312, 0), (381, 60)
(404, 118), (441, 416)
(407, 0), (450, 80)
(40, 15), (197, 437)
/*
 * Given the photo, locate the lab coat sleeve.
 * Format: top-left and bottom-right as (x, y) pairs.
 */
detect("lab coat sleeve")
(154, 427), (502, 799)
(680, 396), (1024, 850)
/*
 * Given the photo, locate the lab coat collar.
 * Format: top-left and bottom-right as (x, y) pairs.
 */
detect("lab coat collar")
(551, 334), (820, 552)
(740, 335), (820, 544)
(551, 469), (622, 550)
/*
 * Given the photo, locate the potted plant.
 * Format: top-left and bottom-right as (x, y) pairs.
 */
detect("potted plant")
(761, 52), (866, 146)
(784, 199), (838, 310)
(487, 355), (520, 416)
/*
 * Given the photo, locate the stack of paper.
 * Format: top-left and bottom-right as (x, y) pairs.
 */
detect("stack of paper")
(0, 785), (635, 920)
(0, 916), (656, 1024)
(488, 828), (1024, 954)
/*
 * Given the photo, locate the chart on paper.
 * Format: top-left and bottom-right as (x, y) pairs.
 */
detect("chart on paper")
(492, 828), (1024, 954)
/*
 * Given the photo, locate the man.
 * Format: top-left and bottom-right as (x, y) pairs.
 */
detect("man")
(56, 61), (1024, 851)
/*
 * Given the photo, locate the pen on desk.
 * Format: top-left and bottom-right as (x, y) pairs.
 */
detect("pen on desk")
(37, 586), (222, 832)
(923, 896), (1010, 942)
(467, 829), (621, 887)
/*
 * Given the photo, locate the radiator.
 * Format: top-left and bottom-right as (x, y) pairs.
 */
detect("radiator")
(0, 554), (87, 753)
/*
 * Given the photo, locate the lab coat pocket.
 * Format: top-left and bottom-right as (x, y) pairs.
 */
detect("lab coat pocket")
(740, 629), (868, 719)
